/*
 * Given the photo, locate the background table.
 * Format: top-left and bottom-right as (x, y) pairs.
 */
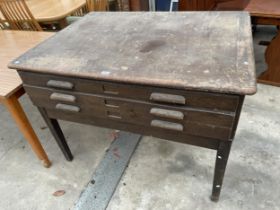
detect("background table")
(179, 0), (280, 86)
(0, 30), (54, 167)
(0, 0), (86, 28)
(217, 0), (280, 86)
(245, 0), (280, 86)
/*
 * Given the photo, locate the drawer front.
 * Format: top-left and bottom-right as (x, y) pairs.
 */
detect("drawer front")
(19, 71), (239, 112)
(24, 86), (235, 141)
(45, 108), (220, 150)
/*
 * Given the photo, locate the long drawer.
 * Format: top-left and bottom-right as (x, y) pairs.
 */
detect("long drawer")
(19, 71), (240, 112)
(46, 108), (221, 150)
(24, 85), (235, 141)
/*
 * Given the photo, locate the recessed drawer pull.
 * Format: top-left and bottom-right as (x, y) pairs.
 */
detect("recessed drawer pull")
(150, 93), (185, 105)
(151, 120), (183, 131)
(55, 104), (80, 112)
(103, 90), (119, 95)
(105, 104), (120, 108)
(108, 115), (122, 119)
(47, 80), (74, 90)
(50, 93), (76, 103)
(150, 108), (184, 120)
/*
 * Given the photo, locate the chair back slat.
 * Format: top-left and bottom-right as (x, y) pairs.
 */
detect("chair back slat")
(0, 17), (5, 29)
(0, 0), (42, 31)
(87, 0), (108, 12)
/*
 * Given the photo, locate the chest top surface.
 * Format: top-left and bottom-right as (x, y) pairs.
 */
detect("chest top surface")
(9, 12), (256, 95)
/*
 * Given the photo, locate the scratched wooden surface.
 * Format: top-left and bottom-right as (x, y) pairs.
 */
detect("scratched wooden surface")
(9, 12), (256, 95)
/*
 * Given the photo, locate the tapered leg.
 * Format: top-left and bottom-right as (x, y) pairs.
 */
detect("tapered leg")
(37, 107), (73, 161)
(2, 95), (51, 167)
(211, 141), (232, 202)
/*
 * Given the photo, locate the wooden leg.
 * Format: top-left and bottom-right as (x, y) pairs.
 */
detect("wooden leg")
(37, 107), (73, 161)
(2, 95), (51, 168)
(211, 141), (232, 202)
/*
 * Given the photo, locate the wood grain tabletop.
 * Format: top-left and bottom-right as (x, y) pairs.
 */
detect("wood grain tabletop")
(245, 0), (280, 18)
(0, 31), (54, 98)
(9, 12), (256, 95)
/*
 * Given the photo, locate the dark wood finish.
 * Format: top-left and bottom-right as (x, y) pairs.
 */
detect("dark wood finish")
(37, 107), (73, 161)
(215, 0), (280, 86)
(19, 71), (240, 112)
(11, 13), (256, 201)
(10, 12), (256, 96)
(45, 107), (221, 150)
(23, 85), (235, 141)
(211, 141), (232, 202)
(215, 0), (250, 10)
(258, 29), (280, 86)
(251, 17), (280, 26)
(179, 0), (280, 87)
(230, 96), (244, 139)
(178, 0), (216, 11)
(129, 0), (149, 11)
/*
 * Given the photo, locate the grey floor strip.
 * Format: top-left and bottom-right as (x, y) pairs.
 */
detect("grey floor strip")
(74, 131), (141, 210)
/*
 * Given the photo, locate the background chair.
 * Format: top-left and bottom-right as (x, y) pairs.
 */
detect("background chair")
(0, 17), (6, 29)
(87, 0), (108, 12)
(68, 0), (109, 25)
(0, 0), (42, 31)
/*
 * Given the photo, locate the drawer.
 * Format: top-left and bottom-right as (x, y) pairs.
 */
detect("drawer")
(19, 71), (240, 112)
(45, 108), (220, 150)
(24, 86), (235, 141)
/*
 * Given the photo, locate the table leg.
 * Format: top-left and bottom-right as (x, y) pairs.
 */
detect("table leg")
(2, 95), (51, 168)
(37, 107), (73, 161)
(211, 141), (232, 202)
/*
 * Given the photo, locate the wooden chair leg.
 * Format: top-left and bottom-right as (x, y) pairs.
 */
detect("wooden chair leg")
(2, 95), (51, 168)
(37, 107), (73, 161)
(211, 141), (232, 202)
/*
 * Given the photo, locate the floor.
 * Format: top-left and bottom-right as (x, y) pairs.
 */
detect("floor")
(0, 25), (279, 210)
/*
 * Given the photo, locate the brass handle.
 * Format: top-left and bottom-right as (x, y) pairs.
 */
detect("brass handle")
(150, 93), (185, 105)
(50, 93), (76, 103)
(47, 80), (74, 90)
(55, 104), (80, 112)
(150, 108), (184, 120)
(151, 120), (183, 131)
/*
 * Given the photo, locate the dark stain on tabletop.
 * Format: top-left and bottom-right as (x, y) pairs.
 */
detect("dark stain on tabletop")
(140, 40), (166, 53)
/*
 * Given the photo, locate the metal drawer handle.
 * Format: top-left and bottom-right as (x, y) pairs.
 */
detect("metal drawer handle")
(150, 108), (184, 120)
(55, 103), (80, 112)
(150, 93), (185, 105)
(47, 80), (74, 90)
(50, 93), (76, 103)
(151, 120), (183, 131)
